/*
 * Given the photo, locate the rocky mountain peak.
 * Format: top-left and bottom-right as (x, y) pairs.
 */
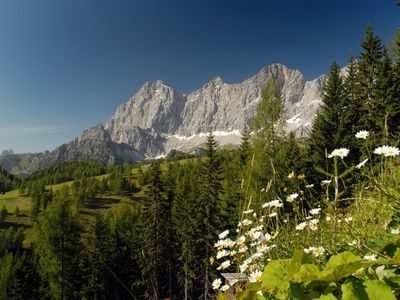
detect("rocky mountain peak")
(0, 63), (328, 173)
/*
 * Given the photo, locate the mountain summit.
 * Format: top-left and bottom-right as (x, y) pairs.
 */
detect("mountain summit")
(1, 64), (326, 173)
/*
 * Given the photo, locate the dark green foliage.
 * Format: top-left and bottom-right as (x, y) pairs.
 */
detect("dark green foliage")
(309, 62), (345, 177)
(239, 127), (252, 166)
(139, 162), (175, 299)
(197, 130), (224, 299)
(172, 163), (202, 299)
(358, 25), (383, 132)
(0, 227), (24, 257)
(0, 167), (18, 194)
(72, 177), (98, 210)
(250, 78), (287, 203)
(7, 250), (41, 300)
(35, 189), (83, 299)
(23, 161), (109, 186)
(0, 206), (7, 223)
(80, 214), (114, 299)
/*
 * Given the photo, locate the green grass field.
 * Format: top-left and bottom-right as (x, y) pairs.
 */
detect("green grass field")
(0, 157), (192, 247)
(0, 189), (31, 211)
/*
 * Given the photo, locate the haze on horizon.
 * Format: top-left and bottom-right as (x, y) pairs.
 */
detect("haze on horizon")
(0, 0), (398, 153)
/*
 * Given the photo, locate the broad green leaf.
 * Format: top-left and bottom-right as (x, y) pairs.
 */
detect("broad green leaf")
(316, 294), (337, 300)
(261, 259), (290, 292)
(341, 279), (367, 300)
(364, 279), (396, 300)
(217, 292), (229, 300)
(246, 282), (262, 292)
(325, 251), (361, 268)
(392, 247), (400, 261)
(236, 289), (258, 300)
(287, 250), (310, 278)
(291, 263), (321, 282)
(319, 251), (366, 281)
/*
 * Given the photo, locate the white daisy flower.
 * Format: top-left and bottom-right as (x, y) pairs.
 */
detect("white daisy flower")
(218, 230), (229, 239)
(355, 130), (369, 139)
(249, 270), (263, 283)
(309, 208), (321, 215)
(262, 199), (283, 208)
(321, 179), (332, 185)
(286, 193), (299, 203)
(220, 260), (231, 269)
(374, 145), (400, 157)
(238, 245), (248, 253)
(313, 246), (325, 257)
(220, 284), (230, 292)
(383, 146), (400, 157)
(295, 222), (308, 231)
(328, 148), (350, 159)
(237, 236), (246, 245)
(212, 278), (222, 289)
(345, 217), (353, 223)
(216, 250), (229, 259)
(241, 219), (252, 226)
(363, 254), (377, 261)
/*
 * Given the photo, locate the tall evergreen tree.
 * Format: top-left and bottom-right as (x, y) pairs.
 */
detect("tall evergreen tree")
(139, 162), (174, 299)
(80, 214), (113, 299)
(197, 130), (223, 299)
(309, 62), (345, 176)
(239, 127), (252, 167)
(358, 25), (383, 131)
(251, 78), (285, 201)
(172, 164), (201, 299)
(376, 48), (400, 141)
(35, 187), (82, 299)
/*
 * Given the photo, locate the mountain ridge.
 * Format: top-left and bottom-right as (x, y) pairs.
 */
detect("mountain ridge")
(1, 63), (327, 174)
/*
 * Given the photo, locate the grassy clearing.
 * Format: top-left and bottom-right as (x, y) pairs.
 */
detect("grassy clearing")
(0, 190), (31, 211)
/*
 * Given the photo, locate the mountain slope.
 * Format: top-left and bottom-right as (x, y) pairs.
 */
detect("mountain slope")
(1, 64), (326, 173)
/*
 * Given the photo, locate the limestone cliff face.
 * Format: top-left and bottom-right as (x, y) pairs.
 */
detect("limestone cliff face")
(103, 63), (325, 157)
(1, 64), (327, 173)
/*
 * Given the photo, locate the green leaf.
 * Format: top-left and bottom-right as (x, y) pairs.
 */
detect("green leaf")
(341, 279), (367, 300)
(287, 250), (310, 278)
(291, 263), (321, 282)
(319, 251), (366, 281)
(235, 290), (259, 300)
(316, 294), (337, 300)
(246, 282), (262, 291)
(217, 292), (229, 300)
(364, 279), (396, 300)
(261, 259), (290, 292)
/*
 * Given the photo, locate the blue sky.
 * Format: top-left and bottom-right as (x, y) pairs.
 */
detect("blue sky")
(0, 0), (398, 153)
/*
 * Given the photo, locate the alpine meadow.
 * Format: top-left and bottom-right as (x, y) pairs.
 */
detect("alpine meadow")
(1, 1), (400, 299)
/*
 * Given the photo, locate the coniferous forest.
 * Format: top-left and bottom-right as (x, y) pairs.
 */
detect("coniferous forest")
(1, 9), (400, 300)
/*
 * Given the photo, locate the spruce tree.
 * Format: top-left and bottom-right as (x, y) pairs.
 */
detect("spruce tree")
(139, 162), (174, 299)
(172, 165), (200, 299)
(34, 187), (82, 299)
(197, 130), (223, 299)
(376, 48), (400, 141)
(358, 25), (383, 131)
(239, 127), (252, 167)
(80, 214), (113, 299)
(251, 78), (285, 201)
(309, 62), (345, 176)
